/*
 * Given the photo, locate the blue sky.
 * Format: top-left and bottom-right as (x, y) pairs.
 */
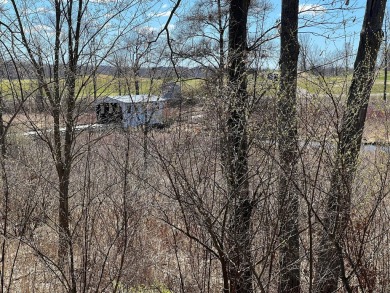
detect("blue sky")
(0, 0), (383, 69)
(0, 0), (374, 47)
(261, 1), (369, 68)
(145, 0), (372, 68)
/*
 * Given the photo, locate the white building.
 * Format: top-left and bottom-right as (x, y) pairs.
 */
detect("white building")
(95, 82), (181, 128)
(95, 95), (166, 128)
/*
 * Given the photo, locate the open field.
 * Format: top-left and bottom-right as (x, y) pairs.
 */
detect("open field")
(0, 74), (205, 100)
(2, 71), (388, 101)
(3, 71), (389, 144)
(298, 70), (390, 96)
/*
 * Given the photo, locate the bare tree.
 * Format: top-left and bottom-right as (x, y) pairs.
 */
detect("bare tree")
(315, 0), (387, 292)
(6, 0), (148, 291)
(224, 1), (253, 292)
(127, 29), (155, 95)
(277, 0), (300, 292)
(0, 38), (32, 293)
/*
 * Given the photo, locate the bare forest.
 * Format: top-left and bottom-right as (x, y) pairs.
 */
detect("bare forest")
(0, 0), (390, 292)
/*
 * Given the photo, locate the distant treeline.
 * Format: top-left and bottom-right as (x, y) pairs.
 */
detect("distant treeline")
(0, 61), (210, 80)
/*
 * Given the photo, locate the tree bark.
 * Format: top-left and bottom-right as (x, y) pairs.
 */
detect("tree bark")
(277, 0), (301, 292)
(35, 45), (45, 112)
(315, 1), (387, 292)
(135, 68), (140, 95)
(226, 1), (252, 292)
(0, 89), (8, 293)
(56, 2), (81, 292)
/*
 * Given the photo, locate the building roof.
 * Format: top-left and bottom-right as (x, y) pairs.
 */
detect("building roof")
(96, 95), (164, 105)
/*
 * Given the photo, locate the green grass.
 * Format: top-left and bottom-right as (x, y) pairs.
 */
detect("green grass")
(1, 70), (389, 100)
(7, 71), (388, 99)
(0, 74), (205, 100)
(84, 75), (204, 97)
(298, 72), (390, 96)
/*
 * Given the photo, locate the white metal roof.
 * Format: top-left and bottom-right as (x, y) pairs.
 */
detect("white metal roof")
(96, 95), (164, 104)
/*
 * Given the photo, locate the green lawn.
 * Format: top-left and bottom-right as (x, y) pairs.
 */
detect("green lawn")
(83, 75), (205, 97)
(7, 71), (389, 99)
(298, 72), (390, 96)
(0, 75), (205, 100)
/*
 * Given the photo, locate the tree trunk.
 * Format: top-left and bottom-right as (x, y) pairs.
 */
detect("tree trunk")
(0, 90), (8, 293)
(277, 1), (301, 292)
(384, 21), (388, 101)
(36, 46), (45, 112)
(57, 166), (71, 265)
(226, 1), (252, 292)
(315, 1), (386, 292)
(135, 68), (140, 95)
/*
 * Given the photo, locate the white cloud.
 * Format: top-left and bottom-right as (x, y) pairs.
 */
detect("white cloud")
(157, 11), (171, 17)
(35, 7), (50, 13)
(162, 4), (168, 9)
(0, 0), (8, 4)
(24, 6), (55, 15)
(299, 4), (326, 16)
(134, 24), (174, 36)
(30, 24), (54, 34)
(136, 26), (157, 34)
(148, 10), (172, 17)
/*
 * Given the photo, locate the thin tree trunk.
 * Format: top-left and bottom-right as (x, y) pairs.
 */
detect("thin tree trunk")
(315, 1), (386, 292)
(0, 90), (8, 293)
(217, 0), (225, 89)
(36, 46), (45, 112)
(226, 1), (252, 292)
(384, 21), (388, 101)
(135, 68), (140, 95)
(277, 0), (301, 292)
(217, 0), (228, 179)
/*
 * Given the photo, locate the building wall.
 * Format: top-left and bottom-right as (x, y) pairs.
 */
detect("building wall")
(96, 99), (166, 127)
(120, 101), (165, 127)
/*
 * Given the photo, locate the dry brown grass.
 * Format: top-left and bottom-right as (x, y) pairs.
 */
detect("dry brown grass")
(1, 98), (390, 292)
